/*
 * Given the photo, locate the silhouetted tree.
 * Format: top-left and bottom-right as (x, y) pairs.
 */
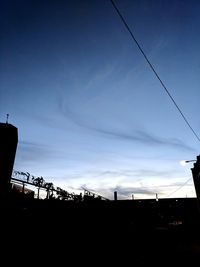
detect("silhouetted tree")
(44, 182), (54, 199)
(33, 176), (45, 199)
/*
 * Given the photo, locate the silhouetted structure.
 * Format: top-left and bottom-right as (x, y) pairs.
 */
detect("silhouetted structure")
(191, 155), (200, 203)
(114, 191), (117, 201)
(0, 122), (18, 196)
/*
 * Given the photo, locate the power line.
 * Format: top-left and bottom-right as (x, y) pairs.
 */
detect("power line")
(110, 0), (200, 143)
(166, 177), (192, 197)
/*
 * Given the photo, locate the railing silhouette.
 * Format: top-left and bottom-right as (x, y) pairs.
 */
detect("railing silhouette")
(82, 187), (110, 201)
(11, 170), (109, 201)
(11, 170), (82, 201)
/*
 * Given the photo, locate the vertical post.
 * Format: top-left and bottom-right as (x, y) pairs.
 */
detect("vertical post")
(22, 182), (25, 194)
(114, 191), (117, 201)
(6, 114), (9, 124)
(156, 193), (158, 201)
(37, 187), (40, 199)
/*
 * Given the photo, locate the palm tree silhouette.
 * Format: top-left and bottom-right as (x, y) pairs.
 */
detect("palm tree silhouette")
(33, 176), (45, 199)
(44, 182), (54, 199)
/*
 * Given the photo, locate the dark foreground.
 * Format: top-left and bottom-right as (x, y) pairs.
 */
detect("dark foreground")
(1, 196), (200, 265)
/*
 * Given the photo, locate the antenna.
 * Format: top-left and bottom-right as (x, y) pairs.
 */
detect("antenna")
(6, 114), (9, 124)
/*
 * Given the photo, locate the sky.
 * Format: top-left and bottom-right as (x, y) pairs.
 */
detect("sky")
(1, 0), (200, 200)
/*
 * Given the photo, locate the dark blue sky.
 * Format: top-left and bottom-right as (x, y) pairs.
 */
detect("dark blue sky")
(1, 0), (200, 199)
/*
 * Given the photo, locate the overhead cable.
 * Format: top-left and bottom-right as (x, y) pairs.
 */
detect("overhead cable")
(110, 0), (200, 143)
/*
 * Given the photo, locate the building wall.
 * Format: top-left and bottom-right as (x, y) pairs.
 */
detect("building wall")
(0, 123), (18, 194)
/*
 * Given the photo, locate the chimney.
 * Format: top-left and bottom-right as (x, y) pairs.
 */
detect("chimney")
(114, 191), (117, 201)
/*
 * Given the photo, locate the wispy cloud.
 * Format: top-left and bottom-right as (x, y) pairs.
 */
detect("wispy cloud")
(16, 140), (62, 164)
(59, 102), (195, 152)
(96, 128), (195, 151)
(113, 185), (156, 196)
(91, 169), (172, 179)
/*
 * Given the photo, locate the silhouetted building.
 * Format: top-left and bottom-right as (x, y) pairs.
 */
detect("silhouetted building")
(191, 155), (200, 201)
(0, 122), (18, 195)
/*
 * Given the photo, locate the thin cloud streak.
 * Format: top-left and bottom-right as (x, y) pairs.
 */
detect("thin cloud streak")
(113, 185), (156, 196)
(59, 102), (195, 152)
(16, 140), (64, 164)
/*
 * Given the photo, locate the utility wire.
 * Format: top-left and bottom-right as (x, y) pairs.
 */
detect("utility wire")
(166, 177), (192, 197)
(110, 0), (200, 143)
